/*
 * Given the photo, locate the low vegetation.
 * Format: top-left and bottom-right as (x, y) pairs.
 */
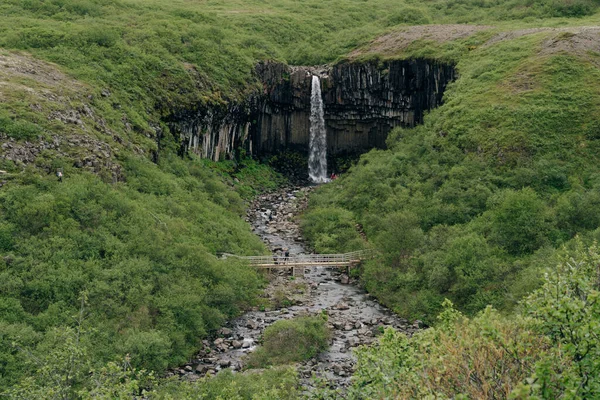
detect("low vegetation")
(303, 29), (600, 321)
(314, 241), (600, 399)
(155, 368), (299, 400)
(0, 154), (269, 388)
(246, 315), (331, 368)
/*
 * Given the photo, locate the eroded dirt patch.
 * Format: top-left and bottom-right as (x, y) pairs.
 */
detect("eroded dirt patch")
(349, 24), (493, 59)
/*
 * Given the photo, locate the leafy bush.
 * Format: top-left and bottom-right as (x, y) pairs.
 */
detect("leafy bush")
(300, 207), (365, 254)
(246, 316), (331, 367)
(0, 115), (43, 141)
(521, 240), (600, 398)
(488, 188), (552, 255)
(328, 242), (600, 399)
(344, 303), (549, 399)
(0, 156), (268, 387)
(155, 368), (299, 400)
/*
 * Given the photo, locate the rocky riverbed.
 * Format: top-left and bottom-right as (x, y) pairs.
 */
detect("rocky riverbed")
(170, 185), (422, 389)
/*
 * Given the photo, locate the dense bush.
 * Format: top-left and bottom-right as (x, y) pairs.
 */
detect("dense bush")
(246, 315), (331, 367)
(155, 368), (299, 400)
(310, 242), (600, 398)
(0, 155), (268, 388)
(2, 320), (299, 399)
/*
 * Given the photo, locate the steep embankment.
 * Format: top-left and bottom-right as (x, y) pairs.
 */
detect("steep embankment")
(304, 27), (600, 319)
(0, 50), (277, 391)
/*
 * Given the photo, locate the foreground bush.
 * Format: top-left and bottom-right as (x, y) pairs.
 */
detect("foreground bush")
(316, 242), (600, 399)
(345, 303), (548, 399)
(3, 321), (298, 400)
(0, 155), (268, 388)
(247, 316), (331, 368)
(155, 368), (299, 400)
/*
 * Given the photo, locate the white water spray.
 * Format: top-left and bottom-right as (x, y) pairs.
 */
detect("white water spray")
(309, 75), (329, 183)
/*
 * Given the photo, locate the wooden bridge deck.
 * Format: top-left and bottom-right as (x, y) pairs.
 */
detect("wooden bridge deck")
(221, 250), (374, 269)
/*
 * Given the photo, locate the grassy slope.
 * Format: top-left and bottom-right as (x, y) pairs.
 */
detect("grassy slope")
(304, 27), (600, 319)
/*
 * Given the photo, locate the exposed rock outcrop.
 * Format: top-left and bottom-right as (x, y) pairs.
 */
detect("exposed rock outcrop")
(170, 59), (456, 161)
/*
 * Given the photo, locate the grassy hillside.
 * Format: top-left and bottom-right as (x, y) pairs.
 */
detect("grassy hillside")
(304, 27), (600, 319)
(2, 0), (599, 143)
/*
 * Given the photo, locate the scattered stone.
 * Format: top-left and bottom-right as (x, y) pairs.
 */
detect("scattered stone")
(168, 186), (423, 391)
(219, 327), (233, 336)
(246, 320), (259, 329)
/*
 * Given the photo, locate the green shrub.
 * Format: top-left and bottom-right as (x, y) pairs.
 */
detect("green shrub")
(0, 158), (267, 387)
(488, 188), (552, 255)
(155, 368), (299, 400)
(342, 301), (549, 399)
(300, 207), (365, 254)
(521, 240), (600, 398)
(546, 0), (597, 17)
(0, 116), (43, 141)
(246, 316), (330, 368)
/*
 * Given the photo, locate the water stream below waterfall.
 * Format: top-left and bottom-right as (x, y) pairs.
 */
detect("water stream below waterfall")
(172, 185), (421, 389)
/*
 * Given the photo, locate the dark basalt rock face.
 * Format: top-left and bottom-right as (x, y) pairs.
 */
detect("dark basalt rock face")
(168, 59), (456, 161)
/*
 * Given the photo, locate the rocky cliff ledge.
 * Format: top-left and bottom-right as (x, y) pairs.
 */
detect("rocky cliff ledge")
(168, 59), (456, 161)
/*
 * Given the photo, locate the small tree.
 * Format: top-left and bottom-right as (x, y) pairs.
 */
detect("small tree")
(522, 239), (600, 398)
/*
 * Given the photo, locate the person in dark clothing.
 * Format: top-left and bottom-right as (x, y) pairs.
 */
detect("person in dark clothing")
(284, 249), (290, 264)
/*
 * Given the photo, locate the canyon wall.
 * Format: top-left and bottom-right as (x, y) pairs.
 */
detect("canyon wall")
(169, 59), (456, 161)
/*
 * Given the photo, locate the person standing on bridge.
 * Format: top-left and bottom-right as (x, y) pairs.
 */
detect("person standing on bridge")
(284, 248), (290, 264)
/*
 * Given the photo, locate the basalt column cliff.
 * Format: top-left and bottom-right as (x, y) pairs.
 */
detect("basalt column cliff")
(170, 59), (456, 160)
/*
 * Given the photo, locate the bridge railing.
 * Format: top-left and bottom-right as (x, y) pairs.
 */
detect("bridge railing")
(219, 249), (376, 266)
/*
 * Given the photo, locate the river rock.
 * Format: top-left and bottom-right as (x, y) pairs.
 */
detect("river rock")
(196, 364), (210, 374)
(246, 320), (259, 329)
(232, 340), (243, 349)
(219, 327), (233, 336)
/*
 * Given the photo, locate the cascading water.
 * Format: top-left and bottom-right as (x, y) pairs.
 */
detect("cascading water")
(309, 75), (329, 183)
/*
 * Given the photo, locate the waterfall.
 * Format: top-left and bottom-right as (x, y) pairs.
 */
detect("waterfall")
(309, 75), (329, 183)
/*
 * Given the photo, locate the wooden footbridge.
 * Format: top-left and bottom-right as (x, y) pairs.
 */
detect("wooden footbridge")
(220, 250), (375, 269)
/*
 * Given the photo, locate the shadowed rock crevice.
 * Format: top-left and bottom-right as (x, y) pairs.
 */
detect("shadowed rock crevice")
(169, 59), (456, 161)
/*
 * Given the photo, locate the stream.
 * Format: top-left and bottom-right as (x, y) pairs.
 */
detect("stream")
(171, 185), (422, 389)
